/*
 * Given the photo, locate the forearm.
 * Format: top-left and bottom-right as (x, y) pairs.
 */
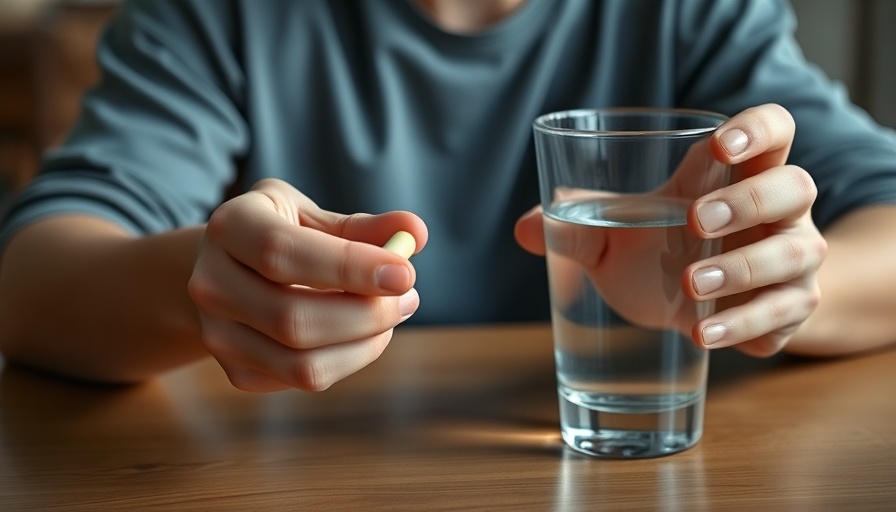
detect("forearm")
(787, 205), (896, 356)
(0, 216), (207, 382)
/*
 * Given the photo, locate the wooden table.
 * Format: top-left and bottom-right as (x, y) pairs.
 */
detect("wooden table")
(1, 324), (894, 510)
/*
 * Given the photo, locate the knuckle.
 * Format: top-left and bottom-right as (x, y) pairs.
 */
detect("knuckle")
(253, 177), (281, 190)
(292, 357), (332, 392)
(186, 273), (212, 306)
(749, 103), (793, 140)
(337, 212), (373, 238)
(780, 237), (807, 279)
(277, 303), (315, 349)
(337, 252), (352, 287)
(335, 238), (357, 286)
(205, 215), (224, 241)
(205, 205), (230, 237)
(206, 199), (247, 239)
(730, 250), (756, 289)
(814, 236), (829, 265)
(363, 297), (398, 334)
(255, 229), (291, 278)
(767, 296), (793, 326)
(805, 283), (822, 312)
(187, 273), (228, 314)
(736, 103), (794, 154)
(787, 166), (818, 206)
(745, 183), (765, 221)
(768, 103), (794, 129)
(785, 227), (826, 276)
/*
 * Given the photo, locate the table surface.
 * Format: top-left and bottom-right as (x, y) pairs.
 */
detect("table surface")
(1, 323), (894, 511)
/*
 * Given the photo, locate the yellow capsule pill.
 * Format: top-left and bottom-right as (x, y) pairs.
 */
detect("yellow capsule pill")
(383, 231), (416, 259)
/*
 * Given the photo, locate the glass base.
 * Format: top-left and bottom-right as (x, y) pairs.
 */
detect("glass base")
(558, 389), (703, 459)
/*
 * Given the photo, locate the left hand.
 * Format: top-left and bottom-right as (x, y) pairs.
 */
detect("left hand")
(515, 103), (827, 357)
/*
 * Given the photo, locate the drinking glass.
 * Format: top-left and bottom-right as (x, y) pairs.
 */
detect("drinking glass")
(533, 108), (731, 458)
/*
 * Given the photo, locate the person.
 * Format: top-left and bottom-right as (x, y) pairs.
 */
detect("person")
(0, 0), (894, 392)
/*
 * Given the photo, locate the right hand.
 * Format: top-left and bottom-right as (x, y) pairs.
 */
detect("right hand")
(188, 178), (428, 392)
(515, 105), (823, 358)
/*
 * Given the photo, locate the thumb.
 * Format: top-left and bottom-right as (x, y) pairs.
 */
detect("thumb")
(251, 178), (429, 250)
(514, 205), (546, 256)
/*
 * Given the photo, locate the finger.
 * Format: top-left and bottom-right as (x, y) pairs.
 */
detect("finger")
(514, 205), (546, 255)
(658, 139), (732, 202)
(250, 178), (430, 248)
(302, 204), (429, 251)
(540, 214), (610, 268)
(208, 200), (425, 295)
(690, 165), (817, 237)
(190, 248), (420, 347)
(260, 222), (418, 294)
(254, 286), (418, 350)
(204, 318), (394, 392)
(692, 282), (820, 354)
(710, 103), (795, 175)
(683, 230), (827, 300)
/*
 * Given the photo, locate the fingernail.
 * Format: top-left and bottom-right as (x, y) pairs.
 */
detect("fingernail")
(696, 201), (732, 233)
(399, 288), (419, 317)
(720, 128), (748, 156)
(376, 264), (411, 293)
(702, 323), (728, 346)
(693, 267), (725, 295)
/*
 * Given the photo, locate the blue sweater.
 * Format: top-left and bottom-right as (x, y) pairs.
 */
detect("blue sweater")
(3, 0), (895, 324)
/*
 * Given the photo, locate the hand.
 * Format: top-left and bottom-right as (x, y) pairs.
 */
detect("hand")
(188, 178), (428, 391)
(516, 104), (826, 357)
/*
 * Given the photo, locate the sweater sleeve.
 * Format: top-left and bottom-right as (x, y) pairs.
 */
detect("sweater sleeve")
(0, 0), (248, 248)
(673, 0), (896, 230)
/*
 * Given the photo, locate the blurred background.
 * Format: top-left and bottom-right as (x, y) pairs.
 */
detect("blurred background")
(1, 0), (894, 213)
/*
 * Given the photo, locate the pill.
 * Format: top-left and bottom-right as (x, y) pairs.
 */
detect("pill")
(383, 231), (416, 259)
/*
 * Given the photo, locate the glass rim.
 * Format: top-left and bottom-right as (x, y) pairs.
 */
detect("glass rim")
(533, 107), (729, 138)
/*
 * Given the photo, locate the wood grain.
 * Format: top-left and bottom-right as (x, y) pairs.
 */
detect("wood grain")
(1, 324), (894, 510)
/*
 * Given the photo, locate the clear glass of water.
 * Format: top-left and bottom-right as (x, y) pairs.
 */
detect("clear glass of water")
(533, 109), (731, 458)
